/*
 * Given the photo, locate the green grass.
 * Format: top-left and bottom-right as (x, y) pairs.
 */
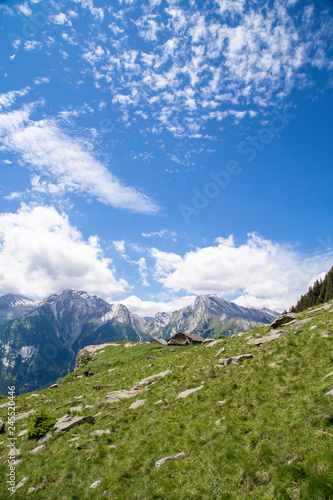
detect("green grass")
(0, 303), (333, 499)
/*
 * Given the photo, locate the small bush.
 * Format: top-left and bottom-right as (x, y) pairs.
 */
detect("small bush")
(28, 410), (56, 439)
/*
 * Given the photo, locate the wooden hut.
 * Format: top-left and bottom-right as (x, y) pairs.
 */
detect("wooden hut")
(150, 338), (168, 346)
(167, 332), (205, 346)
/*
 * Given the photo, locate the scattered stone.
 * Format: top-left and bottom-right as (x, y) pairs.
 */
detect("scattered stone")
(50, 384), (59, 389)
(75, 443), (84, 449)
(0, 402), (8, 409)
(214, 347), (226, 357)
(91, 429), (111, 436)
(325, 388), (333, 396)
(68, 437), (80, 442)
(323, 370), (333, 380)
(248, 331), (288, 346)
(0, 420), (5, 434)
(18, 429), (28, 437)
(217, 399), (227, 405)
(154, 400), (164, 405)
(129, 399), (146, 409)
(310, 325), (317, 330)
(70, 406), (83, 413)
(74, 395), (83, 400)
(218, 354), (253, 366)
(30, 444), (45, 455)
(108, 444), (117, 449)
(93, 385), (104, 390)
(85, 405), (93, 409)
(16, 410), (36, 420)
(93, 411), (103, 418)
(124, 343), (135, 348)
(27, 487), (36, 494)
(147, 363), (153, 368)
(215, 417), (225, 426)
(90, 476), (102, 489)
(12, 476), (29, 492)
(176, 385), (203, 399)
(39, 431), (52, 445)
(74, 375), (83, 380)
(155, 452), (186, 468)
(320, 331), (331, 338)
(84, 370), (94, 377)
(108, 368), (115, 373)
(102, 390), (140, 404)
(291, 318), (313, 331)
(269, 362), (277, 368)
(27, 394), (40, 399)
(54, 414), (95, 434)
(270, 313), (297, 328)
(131, 370), (172, 390)
(204, 339), (225, 347)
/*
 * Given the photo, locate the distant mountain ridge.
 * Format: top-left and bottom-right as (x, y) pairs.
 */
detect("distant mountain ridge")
(0, 289), (278, 394)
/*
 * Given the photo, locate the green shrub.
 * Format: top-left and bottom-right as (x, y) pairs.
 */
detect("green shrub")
(28, 410), (56, 439)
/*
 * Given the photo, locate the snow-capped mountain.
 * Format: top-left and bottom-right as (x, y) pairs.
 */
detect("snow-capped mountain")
(0, 293), (42, 323)
(0, 289), (278, 394)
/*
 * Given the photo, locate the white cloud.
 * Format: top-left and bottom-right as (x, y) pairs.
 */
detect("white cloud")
(149, 233), (333, 311)
(0, 87), (30, 110)
(115, 294), (196, 317)
(0, 106), (159, 214)
(142, 229), (177, 240)
(0, 204), (128, 298)
(113, 240), (126, 254)
(23, 40), (42, 51)
(50, 13), (71, 26)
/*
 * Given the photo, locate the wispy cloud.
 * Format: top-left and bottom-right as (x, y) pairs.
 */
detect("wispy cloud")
(74, 0), (333, 137)
(0, 104), (159, 214)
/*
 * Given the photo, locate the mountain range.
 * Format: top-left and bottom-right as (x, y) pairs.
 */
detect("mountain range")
(0, 289), (278, 394)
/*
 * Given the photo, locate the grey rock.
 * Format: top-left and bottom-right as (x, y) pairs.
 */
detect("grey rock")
(93, 385), (104, 390)
(131, 370), (172, 390)
(218, 354), (253, 366)
(270, 313), (297, 329)
(39, 431), (52, 444)
(90, 429), (111, 436)
(129, 399), (146, 409)
(217, 399), (227, 405)
(176, 385), (203, 399)
(102, 390), (140, 404)
(248, 330), (288, 346)
(30, 444), (45, 455)
(50, 384), (59, 388)
(18, 429), (28, 437)
(204, 339), (225, 347)
(323, 370), (333, 380)
(155, 452), (186, 468)
(90, 476), (102, 489)
(291, 318), (313, 331)
(325, 388), (333, 396)
(69, 406), (83, 413)
(214, 347), (226, 357)
(54, 414), (95, 434)
(12, 476), (29, 492)
(16, 410), (36, 420)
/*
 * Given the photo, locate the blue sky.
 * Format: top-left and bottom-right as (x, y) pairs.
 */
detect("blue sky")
(0, 0), (332, 316)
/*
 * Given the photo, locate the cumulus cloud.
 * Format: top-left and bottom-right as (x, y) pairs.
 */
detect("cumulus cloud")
(115, 294), (196, 317)
(0, 204), (128, 298)
(0, 105), (159, 214)
(149, 233), (333, 311)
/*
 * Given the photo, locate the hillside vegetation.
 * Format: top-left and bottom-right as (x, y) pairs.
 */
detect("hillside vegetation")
(0, 301), (333, 499)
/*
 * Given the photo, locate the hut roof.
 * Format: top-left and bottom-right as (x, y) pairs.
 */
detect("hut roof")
(167, 332), (205, 344)
(150, 338), (168, 345)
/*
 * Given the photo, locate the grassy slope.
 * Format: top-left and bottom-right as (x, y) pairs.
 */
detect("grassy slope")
(0, 302), (333, 499)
